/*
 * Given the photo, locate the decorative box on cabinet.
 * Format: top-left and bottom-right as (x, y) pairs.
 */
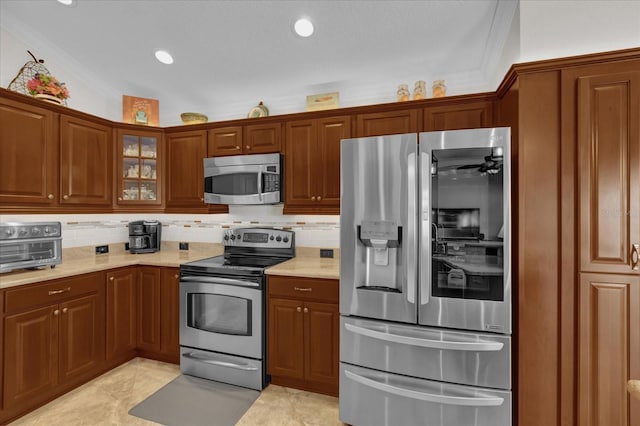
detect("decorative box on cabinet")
(284, 116), (349, 214)
(267, 276), (339, 396)
(116, 128), (163, 207)
(2, 273), (105, 416)
(0, 97), (58, 207)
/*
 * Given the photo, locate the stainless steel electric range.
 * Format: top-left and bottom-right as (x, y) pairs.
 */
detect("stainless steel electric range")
(179, 227), (295, 390)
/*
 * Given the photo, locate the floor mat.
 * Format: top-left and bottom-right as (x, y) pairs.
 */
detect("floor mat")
(129, 374), (260, 426)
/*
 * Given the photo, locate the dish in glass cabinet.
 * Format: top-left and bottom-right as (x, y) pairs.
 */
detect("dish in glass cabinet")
(247, 101), (269, 118)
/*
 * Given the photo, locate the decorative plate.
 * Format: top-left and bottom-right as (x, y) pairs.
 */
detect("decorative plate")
(247, 101), (269, 118)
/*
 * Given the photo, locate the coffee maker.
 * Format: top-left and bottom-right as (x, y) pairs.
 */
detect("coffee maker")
(128, 220), (161, 253)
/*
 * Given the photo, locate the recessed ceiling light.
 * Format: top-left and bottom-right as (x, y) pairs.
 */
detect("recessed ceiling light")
(294, 18), (314, 37)
(155, 50), (174, 65)
(57, 0), (75, 5)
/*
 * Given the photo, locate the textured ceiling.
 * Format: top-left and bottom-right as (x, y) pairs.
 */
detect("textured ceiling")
(0, 0), (518, 125)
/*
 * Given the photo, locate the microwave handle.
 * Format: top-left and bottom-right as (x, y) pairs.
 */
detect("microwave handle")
(257, 166), (263, 202)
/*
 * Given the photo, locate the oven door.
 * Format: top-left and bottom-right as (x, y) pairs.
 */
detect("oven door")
(180, 277), (262, 359)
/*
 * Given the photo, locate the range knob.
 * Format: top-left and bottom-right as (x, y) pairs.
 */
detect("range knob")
(32, 227), (41, 236)
(230, 234), (236, 240)
(276, 236), (282, 242)
(283, 236), (289, 243)
(44, 226), (51, 234)
(224, 235), (230, 241)
(19, 228), (28, 237)
(4, 228), (15, 237)
(269, 235), (274, 240)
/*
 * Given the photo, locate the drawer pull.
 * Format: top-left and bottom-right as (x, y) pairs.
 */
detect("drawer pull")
(294, 287), (312, 292)
(48, 287), (71, 296)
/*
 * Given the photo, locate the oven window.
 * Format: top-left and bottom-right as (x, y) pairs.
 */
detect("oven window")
(0, 241), (57, 264)
(187, 293), (252, 336)
(205, 173), (258, 196)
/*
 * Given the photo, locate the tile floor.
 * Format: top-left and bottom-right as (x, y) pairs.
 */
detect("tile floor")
(9, 358), (342, 425)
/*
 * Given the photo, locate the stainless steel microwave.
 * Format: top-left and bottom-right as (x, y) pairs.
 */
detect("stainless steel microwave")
(204, 153), (283, 205)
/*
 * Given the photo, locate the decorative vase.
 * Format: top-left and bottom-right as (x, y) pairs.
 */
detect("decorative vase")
(397, 84), (410, 102)
(34, 93), (63, 105)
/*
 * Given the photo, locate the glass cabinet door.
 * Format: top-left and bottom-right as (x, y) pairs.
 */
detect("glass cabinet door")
(117, 130), (162, 205)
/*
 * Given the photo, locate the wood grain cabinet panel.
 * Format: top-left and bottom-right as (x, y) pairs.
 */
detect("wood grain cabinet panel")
(303, 301), (339, 387)
(160, 268), (180, 360)
(245, 123), (281, 154)
(0, 97), (58, 206)
(137, 267), (162, 354)
(356, 109), (418, 137)
(207, 126), (243, 156)
(59, 115), (112, 206)
(423, 101), (494, 131)
(578, 274), (640, 426)
(106, 269), (137, 361)
(267, 297), (305, 380)
(578, 71), (640, 275)
(165, 130), (207, 209)
(115, 129), (163, 207)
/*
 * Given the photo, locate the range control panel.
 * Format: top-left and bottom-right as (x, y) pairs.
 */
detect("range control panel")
(223, 227), (294, 249)
(0, 222), (62, 241)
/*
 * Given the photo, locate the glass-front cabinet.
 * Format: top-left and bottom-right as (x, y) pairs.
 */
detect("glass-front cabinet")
(116, 129), (163, 206)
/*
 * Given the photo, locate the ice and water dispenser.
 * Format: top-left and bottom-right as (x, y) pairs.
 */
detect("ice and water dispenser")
(357, 220), (402, 292)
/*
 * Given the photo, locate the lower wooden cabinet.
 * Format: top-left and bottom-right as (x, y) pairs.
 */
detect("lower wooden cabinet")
(137, 267), (162, 353)
(267, 276), (339, 396)
(160, 268), (180, 360)
(106, 268), (137, 361)
(2, 273), (105, 417)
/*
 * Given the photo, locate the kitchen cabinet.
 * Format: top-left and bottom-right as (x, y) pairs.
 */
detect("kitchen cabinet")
(115, 128), (163, 207)
(356, 109), (419, 137)
(267, 276), (339, 396)
(59, 114), (112, 206)
(284, 116), (349, 214)
(423, 100), (494, 131)
(137, 267), (162, 354)
(2, 273), (104, 415)
(0, 97), (58, 207)
(165, 130), (208, 210)
(208, 123), (281, 156)
(160, 267), (180, 361)
(106, 269), (137, 362)
(208, 126), (243, 156)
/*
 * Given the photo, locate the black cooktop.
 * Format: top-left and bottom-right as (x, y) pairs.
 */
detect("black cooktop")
(181, 254), (289, 276)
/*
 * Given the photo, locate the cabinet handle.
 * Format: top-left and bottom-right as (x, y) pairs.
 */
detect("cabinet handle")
(297, 307), (302, 312)
(311, 196), (316, 201)
(632, 244), (639, 271)
(246, 145), (251, 150)
(109, 276), (115, 281)
(317, 196), (322, 201)
(53, 309), (60, 316)
(303, 307), (309, 313)
(294, 287), (312, 292)
(63, 195), (69, 200)
(48, 287), (71, 295)
(47, 194), (54, 199)
(62, 308), (68, 314)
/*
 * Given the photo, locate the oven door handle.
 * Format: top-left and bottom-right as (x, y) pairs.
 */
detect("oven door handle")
(180, 276), (259, 287)
(182, 352), (259, 371)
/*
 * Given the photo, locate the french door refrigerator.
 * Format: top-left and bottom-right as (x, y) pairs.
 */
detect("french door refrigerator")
(340, 128), (512, 426)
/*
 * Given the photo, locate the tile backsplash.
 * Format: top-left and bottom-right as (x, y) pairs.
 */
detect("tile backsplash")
(0, 205), (340, 249)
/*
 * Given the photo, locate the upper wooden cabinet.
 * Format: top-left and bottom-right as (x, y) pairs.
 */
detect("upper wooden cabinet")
(208, 122), (281, 156)
(284, 116), (350, 214)
(423, 101), (494, 131)
(356, 109), (419, 137)
(60, 115), (112, 206)
(165, 130), (207, 210)
(578, 71), (640, 275)
(0, 97), (58, 206)
(115, 128), (163, 207)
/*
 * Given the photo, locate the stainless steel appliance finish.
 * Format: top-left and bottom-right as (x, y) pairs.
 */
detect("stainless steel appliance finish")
(204, 153), (282, 205)
(179, 227), (294, 390)
(0, 222), (62, 273)
(340, 128), (512, 426)
(128, 220), (162, 253)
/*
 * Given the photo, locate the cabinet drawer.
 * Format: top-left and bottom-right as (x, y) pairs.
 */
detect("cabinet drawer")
(268, 276), (338, 303)
(5, 272), (103, 314)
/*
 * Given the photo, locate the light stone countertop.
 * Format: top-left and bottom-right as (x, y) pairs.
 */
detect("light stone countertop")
(0, 244), (341, 289)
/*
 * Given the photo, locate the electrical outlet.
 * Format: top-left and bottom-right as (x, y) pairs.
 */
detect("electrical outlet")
(179, 242), (189, 250)
(320, 249), (334, 258)
(95, 245), (109, 254)
(125, 242), (130, 251)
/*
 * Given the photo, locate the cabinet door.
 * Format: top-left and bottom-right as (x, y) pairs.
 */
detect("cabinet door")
(59, 115), (112, 205)
(106, 270), (137, 360)
(267, 297), (304, 380)
(579, 273), (640, 426)
(208, 126), (243, 157)
(58, 293), (105, 384)
(578, 72), (640, 275)
(116, 129), (163, 206)
(0, 98), (58, 205)
(303, 301), (339, 391)
(166, 130), (207, 209)
(316, 116), (350, 210)
(245, 123), (281, 154)
(284, 120), (317, 208)
(4, 305), (58, 409)
(137, 267), (162, 354)
(423, 101), (494, 131)
(356, 109), (418, 137)
(160, 268), (180, 360)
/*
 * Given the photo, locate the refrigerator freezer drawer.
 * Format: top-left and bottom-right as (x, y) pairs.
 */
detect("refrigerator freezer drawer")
(340, 363), (512, 426)
(340, 316), (511, 389)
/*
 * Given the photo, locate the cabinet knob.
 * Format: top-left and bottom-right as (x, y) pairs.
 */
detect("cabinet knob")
(63, 195), (69, 200)
(317, 196), (322, 201)
(53, 309), (60, 316)
(118, 197), (123, 201)
(296, 307), (302, 313)
(235, 146), (240, 150)
(201, 198), (205, 202)
(62, 308), (68, 314)
(303, 307), (309, 313)
(47, 194), (54, 199)
(110, 276), (115, 281)
(311, 196), (316, 201)
(174, 274), (179, 279)
(246, 145), (251, 150)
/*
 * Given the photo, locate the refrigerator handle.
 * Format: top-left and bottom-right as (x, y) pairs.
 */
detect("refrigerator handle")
(420, 150), (431, 305)
(406, 151), (417, 304)
(344, 370), (504, 407)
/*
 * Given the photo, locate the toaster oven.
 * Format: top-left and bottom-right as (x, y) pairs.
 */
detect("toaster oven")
(0, 222), (62, 273)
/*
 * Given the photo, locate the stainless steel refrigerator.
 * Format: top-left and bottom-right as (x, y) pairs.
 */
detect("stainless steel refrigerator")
(340, 128), (512, 426)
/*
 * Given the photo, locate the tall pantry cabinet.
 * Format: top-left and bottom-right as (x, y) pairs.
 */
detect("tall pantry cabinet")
(570, 63), (640, 426)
